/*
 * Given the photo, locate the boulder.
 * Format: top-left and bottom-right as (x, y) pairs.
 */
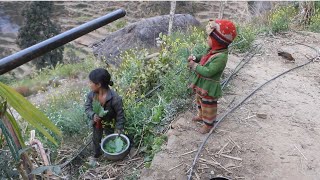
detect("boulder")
(92, 14), (200, 65)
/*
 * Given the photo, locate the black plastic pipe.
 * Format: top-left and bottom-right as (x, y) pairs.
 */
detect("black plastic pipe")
(0, 8), (126, 75)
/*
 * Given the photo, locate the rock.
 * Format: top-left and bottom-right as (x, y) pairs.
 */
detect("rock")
(92, 14), (200, 65)
(256, 113), (267, 119)
(14, 86), (33, 97)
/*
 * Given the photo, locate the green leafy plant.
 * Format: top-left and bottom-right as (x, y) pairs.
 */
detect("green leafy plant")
(309, 9), (320, 32)
(115, 20), (127, 29)
(268, 5), (297, 33)
(103, 137), (127, 153)
(107, 27), (205, 161)
(231, 24), (257, 53)
(0, 82), (61, 146)
(92, 100), (108, 117)
(0, 82), (62, 178)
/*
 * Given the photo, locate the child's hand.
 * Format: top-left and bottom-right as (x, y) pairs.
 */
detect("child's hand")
(93, 114), (101, 124)
(188, 55), (196, 62)
(115, 129), (123, 134)
(188, 60), (198, 70)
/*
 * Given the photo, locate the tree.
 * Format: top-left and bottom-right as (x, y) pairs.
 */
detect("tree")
(168, 1), (176, 35)
(298, 1), (315, 28)
(17, 1), (64, 70)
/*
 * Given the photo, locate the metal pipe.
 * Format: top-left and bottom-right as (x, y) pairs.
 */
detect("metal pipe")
(0, 8), (126, 75)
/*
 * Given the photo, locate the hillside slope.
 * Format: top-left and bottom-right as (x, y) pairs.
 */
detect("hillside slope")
(140, 31), (320, 180)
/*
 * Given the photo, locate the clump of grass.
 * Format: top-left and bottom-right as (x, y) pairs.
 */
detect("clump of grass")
(12, 54), (100, 88)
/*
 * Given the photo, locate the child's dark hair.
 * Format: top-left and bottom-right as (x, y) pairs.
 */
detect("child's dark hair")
(89, 68), (114, 88)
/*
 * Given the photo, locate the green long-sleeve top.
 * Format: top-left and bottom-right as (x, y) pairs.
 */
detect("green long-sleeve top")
(190, 49), (228, 98)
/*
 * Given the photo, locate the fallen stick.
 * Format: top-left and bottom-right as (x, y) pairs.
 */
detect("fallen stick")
(168, 163), (183, 171)
(199, 158), (232, 174)
(228, 165), (243, 170)
(101, 167), (112, 179)
(89, 173), (96, 178)
(178, 149), (197, 157)
(217, 141), (230, 155)
(220, 154), (242, 161)
(228, 136), (241, 149)
(198, 163), (209, 170)
(136, 161), (144, 168)
(116, 163), (127, 166)
(294, 144), (307, 160)
(223, 145), (236, 154)
(235, 176), (245, 179)
(210, 157), (231, 172)
(127, 157), (142, 162)
(243, 115), (256, 120)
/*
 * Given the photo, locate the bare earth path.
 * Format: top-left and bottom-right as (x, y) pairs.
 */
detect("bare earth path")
(140, 31), (320, 180)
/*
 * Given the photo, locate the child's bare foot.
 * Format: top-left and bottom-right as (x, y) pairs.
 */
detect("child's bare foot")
(199, 125), (213, 134)
(88, 156), (99, 168)
(192, 116), (203, 122)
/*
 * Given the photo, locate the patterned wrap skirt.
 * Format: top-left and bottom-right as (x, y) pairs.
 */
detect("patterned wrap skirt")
(196, 93), (218, 126)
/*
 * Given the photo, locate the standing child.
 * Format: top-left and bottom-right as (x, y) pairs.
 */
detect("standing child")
(85, 68), (125, 159)
(188, 19), (237, 134)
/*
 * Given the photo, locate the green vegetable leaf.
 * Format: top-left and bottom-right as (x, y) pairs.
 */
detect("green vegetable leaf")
(93, 100), (108, 117)
(103, 137), (126, 153)
(115, 137), (124, 152)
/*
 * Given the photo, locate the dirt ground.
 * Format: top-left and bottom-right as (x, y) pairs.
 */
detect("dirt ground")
(140, 31), (320, 180)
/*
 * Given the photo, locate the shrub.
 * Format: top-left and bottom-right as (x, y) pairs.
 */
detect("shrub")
(268, 5), (297, 33)
(109, 27), (207, 160)
(309, 9), (320, 32)
(231, 24), (257, 53)
(0, 75), (15, 85)
(34, 87), (90, 150)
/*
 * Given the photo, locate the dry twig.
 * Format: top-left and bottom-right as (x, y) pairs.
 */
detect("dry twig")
(169, 163), (183, 171)
(294, 144), (308, 160)
(217, 141), (230, 156)
(228, 136), (241, 150)
(220, 154), (242, 161)
(199, 158), (232, 174)
(127, 157), (141, 162)
(178, 149), (197, 157)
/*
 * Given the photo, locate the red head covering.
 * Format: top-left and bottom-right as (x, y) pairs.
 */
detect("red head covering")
(199, 19), (237, 65)
(206, 19), (237, 47)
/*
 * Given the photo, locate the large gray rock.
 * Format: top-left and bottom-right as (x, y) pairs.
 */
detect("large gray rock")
(92, 14), (200, 64)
